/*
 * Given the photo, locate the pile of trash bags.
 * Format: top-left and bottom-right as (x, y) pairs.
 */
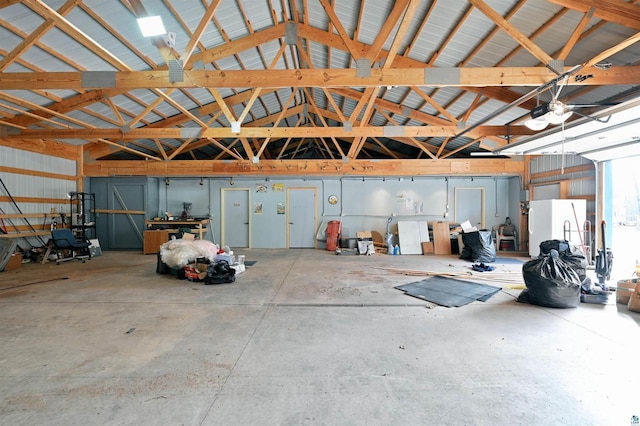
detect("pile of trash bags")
(518, 239), (587, 309)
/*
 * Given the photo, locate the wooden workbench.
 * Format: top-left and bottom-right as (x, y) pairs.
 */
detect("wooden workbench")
(143, 219), (209, 254)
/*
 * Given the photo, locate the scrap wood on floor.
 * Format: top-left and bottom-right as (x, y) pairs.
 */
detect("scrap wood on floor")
(376, 266), (525, 288)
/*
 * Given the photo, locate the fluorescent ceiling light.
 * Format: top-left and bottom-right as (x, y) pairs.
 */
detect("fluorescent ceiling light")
(137, 16), (166, 37)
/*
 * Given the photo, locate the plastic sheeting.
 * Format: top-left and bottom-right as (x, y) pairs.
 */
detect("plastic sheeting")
(159, 239), (219, 269)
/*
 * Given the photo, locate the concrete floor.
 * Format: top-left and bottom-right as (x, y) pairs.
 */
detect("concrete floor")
(0, 249), (638, 425)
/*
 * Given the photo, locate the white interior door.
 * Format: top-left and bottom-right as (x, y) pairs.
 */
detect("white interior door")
(222, 188), (250, 248)
(287, 188), (317, 248)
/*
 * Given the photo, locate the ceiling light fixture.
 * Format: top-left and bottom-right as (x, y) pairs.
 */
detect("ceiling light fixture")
(524, 99), (573, 130)
(137, 16), (167, 37)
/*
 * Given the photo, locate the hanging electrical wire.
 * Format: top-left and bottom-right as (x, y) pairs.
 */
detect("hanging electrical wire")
(0, 177), (46, 246)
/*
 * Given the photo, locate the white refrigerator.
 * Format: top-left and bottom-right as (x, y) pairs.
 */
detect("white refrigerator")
(528, 199), (586, 257)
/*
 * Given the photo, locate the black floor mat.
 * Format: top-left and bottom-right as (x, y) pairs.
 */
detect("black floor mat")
(395, 276), (501, 307)
(243, 260), (257, 266)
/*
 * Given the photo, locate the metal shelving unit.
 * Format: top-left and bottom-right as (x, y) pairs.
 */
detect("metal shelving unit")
(69, 192), (96, 242)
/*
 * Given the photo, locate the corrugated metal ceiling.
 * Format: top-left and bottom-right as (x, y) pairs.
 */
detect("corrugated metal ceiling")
(0, 0), (638, 163)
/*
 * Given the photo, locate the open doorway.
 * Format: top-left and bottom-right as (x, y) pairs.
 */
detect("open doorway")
(609, 156), (640, 281)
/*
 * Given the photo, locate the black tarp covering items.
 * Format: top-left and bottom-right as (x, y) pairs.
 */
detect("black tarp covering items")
(518, 248), (582, 309)
(0, 238), (18, 272)
(459, 230), (496, 263)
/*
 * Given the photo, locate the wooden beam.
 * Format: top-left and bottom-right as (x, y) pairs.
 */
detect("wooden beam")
(298, 23), (540, 110)
(9, 90), (106, 128)
(180, 0), (222, 64)
(530, 163), (594, 180)
(584, 31), (640, 68)
(0, 230), (53, 238)
(0, 139), (79, 160)
(0, 213), (66, 219)
(9, 25), (287, 130)
(0, 0), (23, 8)
(557, 8), (595, 61)
(93, 209), (146, 215)
(365, 0), (412, 61)
(22, 0), (131, 71)
(82, 158), (525, 178)
(0, 195), (70, 205)
(0, 165), (76, 180)
(2, 66), (637, 90)
(468, 0), (553, 66)
(12, 125), (533, 140)
(317, 0), (363, 60)
(0, 0), (80, 72)
(547, 0), (640, 31)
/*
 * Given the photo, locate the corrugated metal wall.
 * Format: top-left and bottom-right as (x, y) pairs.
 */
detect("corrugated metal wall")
(529, 155), (595, 203)
(0, 146), (77, 249)
(528, 153), (596, 257)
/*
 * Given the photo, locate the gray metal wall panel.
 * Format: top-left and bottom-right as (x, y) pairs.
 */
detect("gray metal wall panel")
(0, 146), (77, 245)
(93, 175), (516, 250)
(0, 146), (76, 175)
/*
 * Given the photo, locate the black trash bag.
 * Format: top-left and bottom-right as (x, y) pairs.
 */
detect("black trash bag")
(460, 230), (496, 263)
(156, 251), (170, 274)
(204, 260), (236, 285)
(539, 239), (570, 256)
(562, 248), (588, 283)
(539, 239), (587, 282)
(518, 249), (581, 308)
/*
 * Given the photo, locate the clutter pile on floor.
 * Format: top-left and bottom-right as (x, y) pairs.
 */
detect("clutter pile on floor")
(156, 238), (244, 284)
(517, 238), (639, 311)
(384, 236), (638, 311)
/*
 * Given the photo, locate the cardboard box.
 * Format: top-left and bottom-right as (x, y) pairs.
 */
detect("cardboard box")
(421, 241), (434, 255)
(4, 253), (22, 271)
(627, 280), (640, 313)
(616, 278), (638, 304)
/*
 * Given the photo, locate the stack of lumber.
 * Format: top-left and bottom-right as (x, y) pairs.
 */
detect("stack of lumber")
(376, 266), (526, 289)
